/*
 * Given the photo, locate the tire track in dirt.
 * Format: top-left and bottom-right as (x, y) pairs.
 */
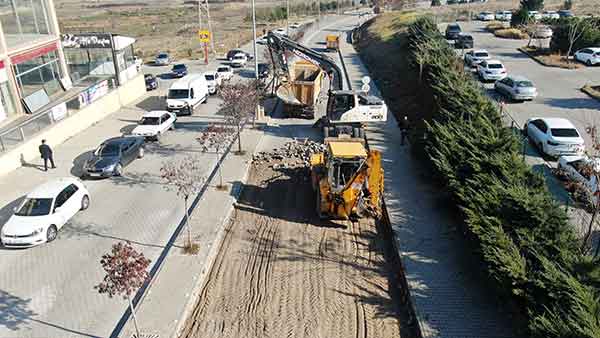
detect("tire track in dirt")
(179, 162), (410, 338)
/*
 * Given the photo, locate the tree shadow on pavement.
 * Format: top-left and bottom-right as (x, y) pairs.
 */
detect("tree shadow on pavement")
(70, 150), (92, 177)
(0, 289), (102, 337)
(135, 96), (165, 112)
(543, 97), (600, 110)
(60, 222), (167, 249)
(0, 196), (25, 231)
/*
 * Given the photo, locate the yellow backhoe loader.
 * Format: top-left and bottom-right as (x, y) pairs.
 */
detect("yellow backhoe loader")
(310, 137), (384, 220)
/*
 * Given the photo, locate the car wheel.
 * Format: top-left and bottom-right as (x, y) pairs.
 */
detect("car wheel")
(81, 195), (90, 211)
(47, 225), (58, 242)
(114, 163), (123, 177)
(155, 132), (161, 142)
(587, 59), (593, 66)
(170, 123), (175, 130)
(538, 142), (545, 155)
(138, 147), (145, 158)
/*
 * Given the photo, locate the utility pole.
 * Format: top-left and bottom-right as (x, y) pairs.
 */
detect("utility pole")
(251, 0), (258, 80)
(205, 0), (216, 55)
(317, 0), (320, 26)
(286, 0), (290, 36)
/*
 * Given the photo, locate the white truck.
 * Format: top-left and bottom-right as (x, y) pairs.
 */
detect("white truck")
(166, 74), (209, 116)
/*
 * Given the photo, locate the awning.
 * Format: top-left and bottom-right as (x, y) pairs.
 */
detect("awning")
(11, 43), (58, 64)
(113, 36), (136, 51)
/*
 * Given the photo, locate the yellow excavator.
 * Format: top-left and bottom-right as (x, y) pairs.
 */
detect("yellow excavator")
(310, 137), (384, 220)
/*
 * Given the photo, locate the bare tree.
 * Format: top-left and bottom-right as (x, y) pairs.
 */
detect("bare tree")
(197, 124), (235, 189)
(96, 242), (151, 338)
(219, 80), (260, 154)
(566, 18), (589, 63)
(578, 125), (600, 254)
(160, 156), (205, 253)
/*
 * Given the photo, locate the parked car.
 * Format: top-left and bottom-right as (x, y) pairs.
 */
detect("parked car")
(166, 74), (209, 116)
(144, 74), (158, 91)
(495, 10), (512, 21)
(494, 75), (538, 101)
(289, 22), (301, 29)
(231, 53), (248, 68)
(217, 65), (234, 81)
(525, 118), (585, 157)
(257, 63), (271, 79)
(155, 52), (170, 66)
(82, 137), (145, 178)
(273, 28), (287, 36)
(171, 64), (188, 78)
(558, 155), (600, 204)
(542, 10), (560, 19)
(256, 35), (268, 45)
(574, 47), (600, 66)
(134, 56), (143, 70)
(454, 34), (474, 49)
(533, 26), (553, 39)
(131, 111), (176, 141)
(204, 71), (220, 94)
(464, 49), (491, 66)
(528, 11), (542, 21)
(445, 23), (462, 40)
(478, 11), (495, 21)
(477, 59), (507, 81)
(558, 10), (574, 18)
(226, 49), (253, 61)
(1, 178), (90, 247)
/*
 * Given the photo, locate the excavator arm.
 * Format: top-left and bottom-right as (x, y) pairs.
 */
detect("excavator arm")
(266, 32), (344, 91)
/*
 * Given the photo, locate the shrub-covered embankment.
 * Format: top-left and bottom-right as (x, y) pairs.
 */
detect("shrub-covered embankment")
(356, 13), (600, 338)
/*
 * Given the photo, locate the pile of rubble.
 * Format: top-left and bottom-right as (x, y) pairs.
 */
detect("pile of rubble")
(252, 138), (325, 169)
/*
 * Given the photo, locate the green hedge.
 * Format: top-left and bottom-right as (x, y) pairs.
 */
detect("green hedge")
(549, 17), (600, 54)
(407, 16), (600, 337)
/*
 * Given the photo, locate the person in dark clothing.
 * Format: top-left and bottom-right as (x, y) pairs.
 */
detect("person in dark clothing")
(39, 139), (55, 171)
(399, 116), (410, 146)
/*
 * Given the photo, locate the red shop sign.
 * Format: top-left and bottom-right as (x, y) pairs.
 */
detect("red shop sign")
(10, 43), (58, 64)
(0, 61), (4, 69)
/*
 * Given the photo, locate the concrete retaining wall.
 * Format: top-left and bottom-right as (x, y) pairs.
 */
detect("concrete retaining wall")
(0, 74), (146, 177)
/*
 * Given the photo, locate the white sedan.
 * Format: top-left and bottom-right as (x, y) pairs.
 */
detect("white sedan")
(132, 111), (176, 141)
(230, 53), (248, 68)
(464, 49), (491, 67)
(525, 118), (585, 157)
(574, 47), (600, 66)
(217, 65), (234, 81)
(1, 178), (90, 248)
(477, 60), (507, 82)
(204, 71), (220, 94)
(477, 11), (495, 21)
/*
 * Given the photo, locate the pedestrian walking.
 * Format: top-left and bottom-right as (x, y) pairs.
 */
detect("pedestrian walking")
(399, 116), (410, 146)
(39, 139), (56, 171)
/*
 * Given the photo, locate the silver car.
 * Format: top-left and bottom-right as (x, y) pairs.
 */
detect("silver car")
(464, 49), (491, 67)
(494, 75), (537, 101)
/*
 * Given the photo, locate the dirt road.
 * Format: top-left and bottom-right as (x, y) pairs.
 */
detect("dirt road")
(180, 160), (413, 338)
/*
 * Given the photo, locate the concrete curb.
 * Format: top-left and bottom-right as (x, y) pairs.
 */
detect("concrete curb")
(171, 131), (263, 338)
(517, 47), (579, 69)
(581, 85), (600, 103)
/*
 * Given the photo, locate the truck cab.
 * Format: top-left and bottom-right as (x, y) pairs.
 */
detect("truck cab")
(326, 91), (387, 126)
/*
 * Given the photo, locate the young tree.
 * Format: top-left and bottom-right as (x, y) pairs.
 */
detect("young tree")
(96, 242), (150, 338)
(197, 124), (235, 189)
(566, 18), (589, 62)
(219, 80), (260, 155)
(520, 0), (544, 11)
(563, 0), (573, 10)
(160, 156), (205, 253)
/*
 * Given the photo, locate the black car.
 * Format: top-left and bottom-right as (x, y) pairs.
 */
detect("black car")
(455, 34), (474, 49)
(82, 137), (145, 178)
(257, 63), (271, 79)
(445, 23), (462, 40)
(145, 74), (158, 91)
(557, 10), (573, 18)
(226, 49), (253, 61)
(171, 64), (188, 78)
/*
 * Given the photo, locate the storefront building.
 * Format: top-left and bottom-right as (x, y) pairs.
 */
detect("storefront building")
(0, 0), (69, 124)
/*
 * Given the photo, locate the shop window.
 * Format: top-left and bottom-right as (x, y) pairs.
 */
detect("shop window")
(0, 0), (52, 50)
(14, 50), (63, 110)
(64, 48), (115, 84)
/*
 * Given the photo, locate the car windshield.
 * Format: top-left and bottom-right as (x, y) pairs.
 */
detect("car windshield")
(448, 26), (460, 31)
(15, 198), (53, 216)
(144, 74), (154, 80)
(140, 117), (160, 125)
(474, 52), (489, 57)
(173, 64), (186, 70)
(461, 36), (473, 40)
(96, 143), (120, 157)
(551, 128), (579, 137)
(488, 63), (503, 69)
(234, 55), (244, 60)
(516, 81), (534, 88)
(168, 89), (189, 99)
(217, 67), (228, 72)
(157, 54), (167, 58)
(205, 74), (215, 81)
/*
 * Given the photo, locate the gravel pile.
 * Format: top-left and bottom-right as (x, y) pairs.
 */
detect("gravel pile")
(252, 138), (325, 169)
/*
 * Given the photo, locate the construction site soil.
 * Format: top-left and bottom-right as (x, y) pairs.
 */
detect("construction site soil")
(180, 159), (416, 338)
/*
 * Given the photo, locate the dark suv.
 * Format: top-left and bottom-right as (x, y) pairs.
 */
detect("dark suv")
(445, 23), (462, 40)
(455, 34), (474, 49)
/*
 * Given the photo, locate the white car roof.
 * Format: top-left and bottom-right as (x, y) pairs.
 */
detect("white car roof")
(203, 71), (217, 76)
(473, 49), (489, 54)
(233, 53), (246, 57)
(486, 59), (504, 65)
(170, 74), (205, 90)
(584, 47), (600, 52)
(534, 117), (577, 129)
(142, 110), (170, 118)
(28, 178), (80, 199)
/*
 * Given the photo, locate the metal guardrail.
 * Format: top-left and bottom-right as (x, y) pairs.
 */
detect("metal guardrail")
(0, 77), (116, 153)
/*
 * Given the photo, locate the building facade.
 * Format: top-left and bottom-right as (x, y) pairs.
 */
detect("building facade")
(0, 0), (69, 124)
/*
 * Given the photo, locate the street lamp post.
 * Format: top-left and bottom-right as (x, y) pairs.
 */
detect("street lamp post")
(251, 0), (258, 80)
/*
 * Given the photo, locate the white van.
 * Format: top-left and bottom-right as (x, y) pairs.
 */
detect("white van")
(166, 74), (209, 116)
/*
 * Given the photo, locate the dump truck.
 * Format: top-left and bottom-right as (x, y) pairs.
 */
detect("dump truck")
(326, 35), (340, 51)
(277, 60), (324, 119)
(310, 137), (383, 219)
